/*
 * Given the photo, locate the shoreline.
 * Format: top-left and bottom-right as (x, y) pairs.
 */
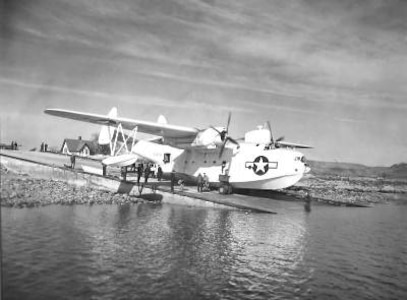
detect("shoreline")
(285, 174), (407, 205)
(1, 164), (405, 209)
(0, 166), (158, 208)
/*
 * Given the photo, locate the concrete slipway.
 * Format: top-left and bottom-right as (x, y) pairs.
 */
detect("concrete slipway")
(0, 150), (304, 213)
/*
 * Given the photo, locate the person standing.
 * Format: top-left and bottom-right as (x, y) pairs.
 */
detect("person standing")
(178, 179), (184, 191)
(197, 173), (203, 192)
(221, 161), (226, 174)
(40, 142), (44, 152)
(170, 170), (175, 193)
(137, 164), (143, 184)
(70, 154), (76, 169)
(121, 166), (127, 181)
(144, 164), (150, 183)
(157, 165), (163, 181)
(203, 173), (209, 191)
(304, 192), (312, 212)
(44, 143), (48, 152)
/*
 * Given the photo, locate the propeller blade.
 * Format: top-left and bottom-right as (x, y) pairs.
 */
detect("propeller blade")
(276, 136), (285, 142)
(227, 136), (240, 147)
(219, 137), (239, 157)
(209, 126), (222, 135)
(226, 112), (232, 133)
(219, 140), (227, 157)
(266, 121), (274, 143)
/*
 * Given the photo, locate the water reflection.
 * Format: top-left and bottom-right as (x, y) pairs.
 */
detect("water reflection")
(2, 200), (407, 300)
(162, 207), (237, 298)
(224, 209), (311, 298)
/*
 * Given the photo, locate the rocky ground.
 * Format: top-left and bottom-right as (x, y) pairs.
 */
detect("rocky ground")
(285, 174), (407, 205)
(0, 165), (159, 208)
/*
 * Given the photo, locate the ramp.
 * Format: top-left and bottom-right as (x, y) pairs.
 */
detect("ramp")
(1, 150), (278, 213)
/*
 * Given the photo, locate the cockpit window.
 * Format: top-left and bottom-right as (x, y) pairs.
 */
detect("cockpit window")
(301, 156), (306, 163)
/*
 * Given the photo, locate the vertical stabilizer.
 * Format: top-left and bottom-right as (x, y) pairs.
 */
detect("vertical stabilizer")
(98, 107), (117, 145)
(157, 114), (168, 124)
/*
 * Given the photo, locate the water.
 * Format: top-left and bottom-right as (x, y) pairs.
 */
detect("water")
(2, 199), (407, 300)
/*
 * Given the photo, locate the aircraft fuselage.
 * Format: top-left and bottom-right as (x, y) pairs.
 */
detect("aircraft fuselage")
(132, 140), (309, 190)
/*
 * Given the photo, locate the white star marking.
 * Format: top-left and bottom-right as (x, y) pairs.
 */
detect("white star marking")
(254, 157), (268, 173)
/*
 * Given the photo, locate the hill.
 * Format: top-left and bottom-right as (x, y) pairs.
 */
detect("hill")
(308, 160), (407, 180)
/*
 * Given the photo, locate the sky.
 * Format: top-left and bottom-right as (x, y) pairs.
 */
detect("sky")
(1, 0), (406, 166)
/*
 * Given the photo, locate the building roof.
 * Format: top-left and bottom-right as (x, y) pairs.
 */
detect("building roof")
(62, 139), (98, 154)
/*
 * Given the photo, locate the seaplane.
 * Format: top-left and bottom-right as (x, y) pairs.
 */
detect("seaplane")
(45, 107), (312, 191)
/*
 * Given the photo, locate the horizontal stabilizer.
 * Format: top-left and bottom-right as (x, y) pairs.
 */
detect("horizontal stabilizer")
(277, 141), (313, 149)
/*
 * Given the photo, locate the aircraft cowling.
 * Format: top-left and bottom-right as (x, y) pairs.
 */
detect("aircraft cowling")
(244, 128), (271, 144)
(191, 127), (224, 147)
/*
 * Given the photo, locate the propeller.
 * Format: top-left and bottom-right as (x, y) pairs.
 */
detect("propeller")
(266, 121), (284, 148)
(211, 112), (240, 157)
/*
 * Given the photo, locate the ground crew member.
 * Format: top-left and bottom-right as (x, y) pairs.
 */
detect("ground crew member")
(197, 173), (203, 192)
(70, 155), (76, 169)
(157, 166), (163, 181)
(122, 167), (127, 181)
(137, 164), (143, 184)
(170, 170), (175, 193)
(203, 173), (209, 191)
(144, 164), (151, 183)
(178, 179), (184, 191)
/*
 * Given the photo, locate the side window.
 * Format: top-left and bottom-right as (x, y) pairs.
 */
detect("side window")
(163, 153), (171, 164)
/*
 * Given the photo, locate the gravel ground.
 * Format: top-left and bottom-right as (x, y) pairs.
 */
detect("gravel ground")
(285, 174), (407, 205)
(0, 165), (158, 208)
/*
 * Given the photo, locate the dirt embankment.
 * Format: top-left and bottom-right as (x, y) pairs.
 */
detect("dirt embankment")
(0, 166), (157, 208)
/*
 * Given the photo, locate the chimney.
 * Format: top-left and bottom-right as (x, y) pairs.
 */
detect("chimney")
(78, 136), (82, 140)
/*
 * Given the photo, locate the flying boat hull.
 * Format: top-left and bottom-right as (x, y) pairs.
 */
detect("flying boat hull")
(231, 173), (304, 190)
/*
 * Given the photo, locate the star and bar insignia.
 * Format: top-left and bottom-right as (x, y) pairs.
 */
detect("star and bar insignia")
(245, 156), (278, 175)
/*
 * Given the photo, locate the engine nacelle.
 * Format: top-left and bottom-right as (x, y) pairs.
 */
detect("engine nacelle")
(244, 127), (271, 144)
(191, 127), (224, 147)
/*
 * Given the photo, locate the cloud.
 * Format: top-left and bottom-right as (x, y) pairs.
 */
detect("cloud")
(0, 77), (120, 100)
(334, 117), (365, 124)
(1, 0), (407, 165)
(0, 76), (251, 116)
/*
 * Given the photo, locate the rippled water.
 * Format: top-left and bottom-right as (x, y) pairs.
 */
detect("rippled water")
(2, 199), (407, 300)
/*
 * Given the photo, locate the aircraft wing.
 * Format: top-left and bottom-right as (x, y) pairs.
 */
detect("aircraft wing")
(44, 108), (199, 140)
(277, 141), (313, 149)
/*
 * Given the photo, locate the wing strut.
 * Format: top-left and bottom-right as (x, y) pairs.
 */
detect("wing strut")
(110, 123), (138, 156)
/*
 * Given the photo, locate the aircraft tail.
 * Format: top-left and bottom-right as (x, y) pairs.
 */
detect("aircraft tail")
(157, 114), (167, 124)
(98, 107), (117, 145)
